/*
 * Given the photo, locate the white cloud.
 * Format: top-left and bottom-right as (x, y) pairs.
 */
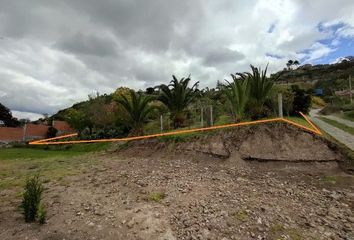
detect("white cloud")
(11, 110), (43, 121)
(0, 0), (353, 116)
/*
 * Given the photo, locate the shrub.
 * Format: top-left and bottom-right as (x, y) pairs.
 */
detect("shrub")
(311, 96), (326, 108)
(344, 110), (354, 120)
(341, 103), (354, 112)
(46, 126), (58, 138)
(21, 175), (43, 222)
(290, 85), (311, 115)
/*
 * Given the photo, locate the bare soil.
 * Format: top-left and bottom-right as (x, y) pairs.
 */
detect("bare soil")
(0, 124), (353, 240)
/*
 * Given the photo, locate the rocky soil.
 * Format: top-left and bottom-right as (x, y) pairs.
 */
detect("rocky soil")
(0, 125), (353, 240)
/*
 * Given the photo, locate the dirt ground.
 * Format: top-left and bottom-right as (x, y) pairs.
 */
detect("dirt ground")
(0, 124), (354, 240)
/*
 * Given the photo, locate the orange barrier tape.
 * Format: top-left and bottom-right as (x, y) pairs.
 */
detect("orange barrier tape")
(29, 112), (321, 145)
(299, 112), (322, 135)
(31, 133), (78, 144)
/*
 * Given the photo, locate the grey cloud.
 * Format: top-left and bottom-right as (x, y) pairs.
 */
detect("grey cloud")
(55, 32), (119, 57)
(203, 48), (245, 66)
(0, 0), (354, 118)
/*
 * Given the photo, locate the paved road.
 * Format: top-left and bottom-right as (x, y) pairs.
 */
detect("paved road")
(309, 109), (354, 151)
(323, 114), (354, 128)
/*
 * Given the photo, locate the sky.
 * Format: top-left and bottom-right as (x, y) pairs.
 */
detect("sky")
(0, 0), (353, 120)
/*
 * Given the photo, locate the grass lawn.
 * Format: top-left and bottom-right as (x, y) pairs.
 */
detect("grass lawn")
(319, 116), (354, 136)
(0, 143), (110, 190)
(284, 116), (313, 129)
(341, 110), (354, 122)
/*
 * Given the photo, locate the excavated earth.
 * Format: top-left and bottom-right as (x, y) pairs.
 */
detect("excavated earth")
(0, 123), (353, 240)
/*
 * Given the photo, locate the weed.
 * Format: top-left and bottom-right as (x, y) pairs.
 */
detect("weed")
(147, 192), (166, 202)
(270, 223), (303, 240)
(21, 174), (43, 222)
(232, 210), (248, 221)
(270, 223), (285, 233)
(321, 175), (337, 185)
(38, 204), (46, 224)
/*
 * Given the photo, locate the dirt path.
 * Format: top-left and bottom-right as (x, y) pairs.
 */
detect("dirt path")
(310, 109), (354, 151)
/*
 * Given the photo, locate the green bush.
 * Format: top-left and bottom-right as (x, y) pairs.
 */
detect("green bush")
(290, 85), (311, 115)
(46, 126), (58, 138)
(21, 175), (43, 222)
(343, 110), (354, 120)
(341, 103), (354, 112)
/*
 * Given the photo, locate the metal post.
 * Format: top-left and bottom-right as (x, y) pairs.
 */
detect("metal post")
(160, 115), (163, 133)
(350, 75), (352, 104)
(23, 123), (27, 141)
(210, 105), (213, 126)
(201, 107), (204, 127)
(278, 93), (283, 118)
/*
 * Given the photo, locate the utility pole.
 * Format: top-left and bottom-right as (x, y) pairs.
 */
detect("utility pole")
(160, 115), (163, 133)
(350, 75), (352, 104)
(278, 93), (283, 118)
(201, 107), (204, 127)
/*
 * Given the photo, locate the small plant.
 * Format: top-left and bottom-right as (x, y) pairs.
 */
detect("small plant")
(321, 175), (337, 185)
(38, 204), (46, 224)
(21, 175), (43, 222)
(147, 192), (166, 202)
(232, 209), (248, 221)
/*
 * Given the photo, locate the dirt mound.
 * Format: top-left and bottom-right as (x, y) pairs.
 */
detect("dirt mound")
(117, 123), (342, 163)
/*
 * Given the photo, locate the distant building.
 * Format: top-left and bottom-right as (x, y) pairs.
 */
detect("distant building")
(24, 123), (49, 141)
(0, 120), (74, 143)
(0, 120), (5, 127)
(52, 120), (75, 135)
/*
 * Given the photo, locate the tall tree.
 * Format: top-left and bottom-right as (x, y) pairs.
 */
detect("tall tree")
(225, 75), (250, 122)
(0, 102), (19, 127)
(238, 65), (274, 118)
(159, 75), (199, 128)
(65, 108), (91, 134)
(286, 60), (294, 70)
(116, 91), (156, 136)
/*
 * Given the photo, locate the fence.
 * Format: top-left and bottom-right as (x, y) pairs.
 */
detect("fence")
(144, 94), (285, 136)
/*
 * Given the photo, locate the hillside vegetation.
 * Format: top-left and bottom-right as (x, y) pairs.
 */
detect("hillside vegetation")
(50, 65), (312, 140)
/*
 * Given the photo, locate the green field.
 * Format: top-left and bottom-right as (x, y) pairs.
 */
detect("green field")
(319, 117), (354, 136)
(0, 143), (110, 190)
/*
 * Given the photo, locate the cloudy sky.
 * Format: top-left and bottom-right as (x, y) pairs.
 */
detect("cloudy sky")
(0, 0), (353, 120)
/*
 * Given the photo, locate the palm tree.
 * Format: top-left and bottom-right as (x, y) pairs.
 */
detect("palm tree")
(238, 65), (274, 118)
(286, 60), (294, 70)
(159, 75), (199, 128)
(225, 75), (250, 122)
(116, 91), (156, 136)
